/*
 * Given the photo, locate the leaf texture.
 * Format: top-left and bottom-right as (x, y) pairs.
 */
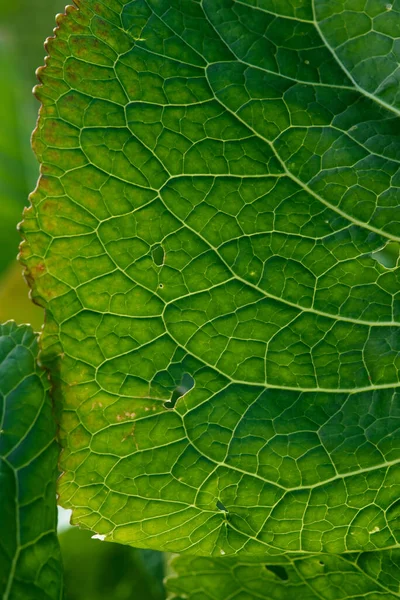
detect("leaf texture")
(0, 322), (62, 599)
(166, 552), (400, 600)
(21, 0), (400, 556)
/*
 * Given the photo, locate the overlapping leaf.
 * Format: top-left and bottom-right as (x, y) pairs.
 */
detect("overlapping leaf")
(166, 551), (400, 600)
(21, 0), (400, 556)
(0, 322), (62, 599)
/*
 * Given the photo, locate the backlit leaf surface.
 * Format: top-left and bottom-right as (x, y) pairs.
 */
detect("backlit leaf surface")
(0, 322), (62, 599)
(21, 0), (400, 556)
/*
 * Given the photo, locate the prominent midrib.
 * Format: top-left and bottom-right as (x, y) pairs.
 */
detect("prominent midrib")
(311, 0), (400, 119)
(204, 70), (400, 245)
(229, 0), (400, 121)
(121, 2), (400, 248)
(195, 2), (400, 245)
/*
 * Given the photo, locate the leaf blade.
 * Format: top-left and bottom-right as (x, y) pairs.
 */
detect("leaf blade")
(21, 0), (400, 556)
(166, 551), (400, 600)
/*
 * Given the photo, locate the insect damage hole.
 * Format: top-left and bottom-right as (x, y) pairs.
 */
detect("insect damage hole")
(371, 241), (400, 269)
(152, 244), (165, 266)
(164, 373), (195, 409)
(264, 565), (288, 581)
(216, 500), (228, 512)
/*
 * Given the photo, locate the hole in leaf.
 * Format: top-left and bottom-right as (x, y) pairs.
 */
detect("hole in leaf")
(319, 561), (325, 567)
(152, 244), (165, 266)
(164, 373), (195, 409)
(216, 500), (228, 512)
(264, 565), (288, 581)
(371, 242), (400, 269)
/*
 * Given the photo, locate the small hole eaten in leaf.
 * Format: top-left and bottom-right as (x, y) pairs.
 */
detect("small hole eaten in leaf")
(264, 565), (288, 581)
(152, 244), (165, 266)
(371, 242), (400, 269)
(164, 373), (195, 409)
(216, 500), (228, 512)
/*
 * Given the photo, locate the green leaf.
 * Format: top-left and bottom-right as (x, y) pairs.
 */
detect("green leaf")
(21, 0), (400, 556)
(166, 552), (400, 599)
(60, 526), (165, 600)
(0, 322), (62, 599)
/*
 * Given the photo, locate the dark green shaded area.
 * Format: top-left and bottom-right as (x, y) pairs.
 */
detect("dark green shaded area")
(0, 322), (62, 599)
(167, 552), (400, 599)
(60, 526), (165, 600)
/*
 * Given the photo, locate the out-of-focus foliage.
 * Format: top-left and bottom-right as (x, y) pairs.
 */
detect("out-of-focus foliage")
(60, 527), (165, 600)
(0, 39), (30, 275)
(2, 0), (64, 81)
(0, 262), (44, 331)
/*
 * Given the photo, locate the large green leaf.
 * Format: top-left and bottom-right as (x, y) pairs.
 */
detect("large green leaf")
(21, 0), (400, 556)
(0, 322), (62, 599)
(166, 552), (400, 599)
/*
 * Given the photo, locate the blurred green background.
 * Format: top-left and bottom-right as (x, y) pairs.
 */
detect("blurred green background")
(0, 2), (166, 597)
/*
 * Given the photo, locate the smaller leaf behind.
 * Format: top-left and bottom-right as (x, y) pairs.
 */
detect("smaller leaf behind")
(0, 322), (62, 600)
(166, 552), (400, 600)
